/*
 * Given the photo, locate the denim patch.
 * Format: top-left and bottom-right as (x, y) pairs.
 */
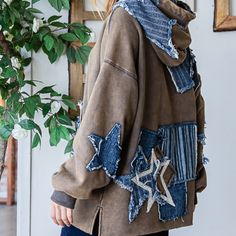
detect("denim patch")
(198, 133), (210, 165)
(112, 0), (179, 59)
(112, 1), (198, 94)
(197, 132), (206, 145)
(86, 123), (122, 178)
(158, 181), (188, 222)
(113, 123), (199, 223)
(167, 49), (197, 94)
(75, 116), (81, 129)
(202, 155), (210, 165)
(114, 147), (169, 223)
(138, 128), (164, 158)
(158, 122), (198, 183)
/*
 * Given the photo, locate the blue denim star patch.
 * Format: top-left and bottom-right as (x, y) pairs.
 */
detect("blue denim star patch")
(115, 146), (170, 223)
(86, 123), (122, 179)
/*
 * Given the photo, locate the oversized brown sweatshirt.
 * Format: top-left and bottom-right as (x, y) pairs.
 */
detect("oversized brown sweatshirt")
(50, 1), (208, 235)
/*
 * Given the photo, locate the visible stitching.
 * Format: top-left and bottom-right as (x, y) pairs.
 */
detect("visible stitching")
(104, 58), (137, 80)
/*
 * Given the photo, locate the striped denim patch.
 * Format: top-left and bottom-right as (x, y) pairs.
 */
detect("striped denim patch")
(158, 122), (198, 183)
(112, 0), (197, 94)
(112, 0), (179, 59)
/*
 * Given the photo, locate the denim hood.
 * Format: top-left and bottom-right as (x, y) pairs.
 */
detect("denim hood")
(112, 0), (197, 93)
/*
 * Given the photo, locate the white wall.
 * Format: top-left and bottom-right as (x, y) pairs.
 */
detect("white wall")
(17, 0), (236, 236)
(173, 0), (236, 235)
(17, 1), (69, 236)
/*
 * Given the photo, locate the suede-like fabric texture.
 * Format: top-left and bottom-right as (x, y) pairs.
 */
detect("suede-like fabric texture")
(51, 1), (207, 235)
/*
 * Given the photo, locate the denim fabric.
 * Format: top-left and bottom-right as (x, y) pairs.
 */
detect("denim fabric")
(115, 144), (168, 223)
(60, 225), (169, 236)
(114, 127), (177, 223)
(158, 181), (188, 222)
(138, 128), (164, 158)
(61, 225), (95, 236)
(112, 0), (178, 59)
(197, 132), (206, 146)
(113, 123), (198, 223)
(167, 49), (197, 94)
(158, 122), (198, 183)
(112, 0), (197, 93)
(86, 123), (122, 178)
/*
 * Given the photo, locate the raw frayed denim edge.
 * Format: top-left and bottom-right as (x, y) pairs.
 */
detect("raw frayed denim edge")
(197, 133), (207, 145)
(167, 66), (196, 94)
(146, 18), (179, 59)
(86, 123), (122, 179)
(202, 155), (210, 165)
(197, 132), (210, 165)
(113, 1), (179, 59)
(157, 181), (188, 223)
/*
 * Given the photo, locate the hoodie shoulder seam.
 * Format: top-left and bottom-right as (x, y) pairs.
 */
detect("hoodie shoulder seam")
(104, 58), (137, 81)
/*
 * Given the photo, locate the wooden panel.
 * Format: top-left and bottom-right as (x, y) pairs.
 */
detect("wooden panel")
(214, 0), (236, 31)
(0, 137), (17, 205)
(69, 0), (105, 117)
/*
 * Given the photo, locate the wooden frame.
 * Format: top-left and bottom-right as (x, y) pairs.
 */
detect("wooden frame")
(214, 0), (236, 31)
(69, 0), (105, 117)
(0, 137), (17, 205)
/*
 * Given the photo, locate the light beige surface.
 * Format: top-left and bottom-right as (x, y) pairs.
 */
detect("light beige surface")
(0, 205), (16, 236)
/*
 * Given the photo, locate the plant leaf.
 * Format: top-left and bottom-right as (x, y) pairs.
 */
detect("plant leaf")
(48, 15), (62, 23)
(60, 33), (78, 42)
(75, 46), (91, 64)
(62, 98), (77, 110)
(0, 125), (13, 140)
(64, 139), (73, 154)
(44, 35), (55, 51)
(32, 133), (41, 148)
(66, 46), (76, 63)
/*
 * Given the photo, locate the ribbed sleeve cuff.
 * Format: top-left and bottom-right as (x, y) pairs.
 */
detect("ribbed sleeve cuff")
(50, 190), (76, 209)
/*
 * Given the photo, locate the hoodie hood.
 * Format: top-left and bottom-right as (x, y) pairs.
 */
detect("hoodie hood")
(113, 0), (196, 66)
(154, 0), (196, 66)
(112, 0), (198, 94)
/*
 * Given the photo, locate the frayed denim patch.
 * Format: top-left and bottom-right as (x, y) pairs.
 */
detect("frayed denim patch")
(197, 132), (210, 165)
(113, 123), (199, 223)
(158, 181), (188, 222)
(114, 147), (172, 223)
(158, 122), (198, 183)
(86, 123), (122, 178)
(198, 132), (206, 145)
(167, 49), (197, 94)
(112, 1), (198, 94)
(137, 128), (164, 158)
(112, 0), (179, 59)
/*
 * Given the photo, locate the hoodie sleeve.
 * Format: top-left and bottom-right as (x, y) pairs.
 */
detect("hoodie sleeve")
(195, 74), (208, 196)
(50, 7), (139, 208)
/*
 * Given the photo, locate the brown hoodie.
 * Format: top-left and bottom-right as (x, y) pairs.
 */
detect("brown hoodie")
(51, 1), (207, 235)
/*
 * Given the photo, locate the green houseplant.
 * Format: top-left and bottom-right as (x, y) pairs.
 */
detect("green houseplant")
(0, 0), (92, 179)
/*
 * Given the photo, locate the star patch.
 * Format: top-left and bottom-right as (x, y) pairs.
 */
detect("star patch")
(115, 146), (175, 223)
(86, 123), (122, 179)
